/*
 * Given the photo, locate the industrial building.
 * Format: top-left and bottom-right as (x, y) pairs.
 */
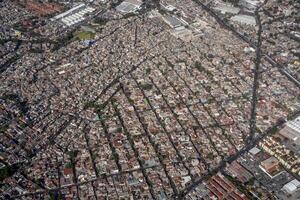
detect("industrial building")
(51, 3), (86, 21)
(162, 15), (184, 28)
(51, 3), (95, 27)
(230, 14), (256, 26)
(116, 0), (142, 13)
(213, 3), (240, 15)
(282, 179), (300, 195)
(249, 147), (261, 158)
(239, 0), (261, 12)
(259, 156), (281, 178)
(279, 116), (300, 145)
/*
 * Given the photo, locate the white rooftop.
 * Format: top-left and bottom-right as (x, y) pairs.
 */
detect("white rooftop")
(117, 2), (138, 13)
(52, 3), (85, 21)
(213, 3), (240, 14)
(282, 179), (300, 194)
(231, 14), (256, 26)
(280, 116), (300, 144)
(249, 147), (261, 155)
(287, 116), (300, 131)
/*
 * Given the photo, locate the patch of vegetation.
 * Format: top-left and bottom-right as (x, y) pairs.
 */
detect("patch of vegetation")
(0, 166), (10, 181)
(67, 150), (79, 161)
(18, 121), (27, 129)
(84, 101), (96, 109)
(223, 173), (254, 199)
(176, 59), (186, 64)
(49, 191), (63, 200)
(84, 101), (104, 112)
(158, 8), (168, 15)
(269, 126), (278, 135)
(207, 152), (215, 160)
(0, 123), (9, 133)
(29, 48), (43, 54)
(127, 97), (134, 105)
(140, 83), (153, 91)
(74, 31), (95, 40)
(112, 151), (119, 162)
(247, 177), (255, 186)
(166, 59), (175, 68)
(123, 12), (137, 19)
(194, 61), (205, 72)
(64, 162), (73, 169)
(145, 68), (151, 74)
(111, 97), (117, 104)
(0, 164), (19, 181)
(194, 61), (213, 77)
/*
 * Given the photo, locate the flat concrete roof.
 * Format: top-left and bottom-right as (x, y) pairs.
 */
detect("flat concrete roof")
(231, 14), (256, 26)
(163, 15), (183, 28)
(213, 4), (240, 14)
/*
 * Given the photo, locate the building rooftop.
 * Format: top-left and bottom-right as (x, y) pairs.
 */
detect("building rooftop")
(116, 1), (142, 13)
(280, 117), (300, 144)
(231, 14), (256, 26)
(249, 147), (261, 156)
(163, 15), (183, 28)
(213, 3), (240, 14)
(282, 179), (300, 194)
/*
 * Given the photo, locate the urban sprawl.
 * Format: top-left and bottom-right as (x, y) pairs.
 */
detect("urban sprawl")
(0, 0), (299, 200)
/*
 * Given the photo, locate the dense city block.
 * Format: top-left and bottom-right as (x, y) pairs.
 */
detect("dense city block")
(0, 0), (299, 199)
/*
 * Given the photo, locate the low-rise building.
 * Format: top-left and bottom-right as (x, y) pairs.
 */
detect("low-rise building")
(259, 156), (281, 178)
(282, 179), (300, 195)
(280, 116), (300, 145)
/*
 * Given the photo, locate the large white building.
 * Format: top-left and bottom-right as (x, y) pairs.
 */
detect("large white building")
(230, 14), (256, 26)
(239, 0), (262, 12)
(51, 3), (86, 21)
(282, 179), (300, 194)
(280, 116), (300, 145)
(116, 0), (142, 13)
(51, 3), (95, 27)
(213, 3), (240, 15)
